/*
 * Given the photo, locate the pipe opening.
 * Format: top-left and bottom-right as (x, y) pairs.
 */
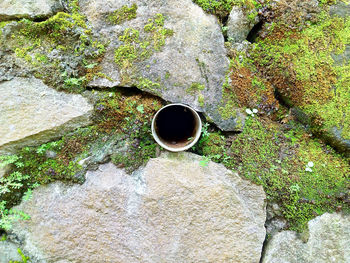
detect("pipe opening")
(152, 104), (202, 152)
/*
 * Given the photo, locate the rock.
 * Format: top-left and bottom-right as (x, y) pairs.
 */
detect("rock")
(0, 77), (93, 154)
(0, 166), (9, 179)
(265, 217), (287, 236)
(79, 0), (244, 131)
(0, 239), (22, 263)
(262, 213), (350, 263)
(9, 152), (266, 263)
(330, 1), (350, 18)
(227, 6), (259, 43)
(0, 0), (63, 21)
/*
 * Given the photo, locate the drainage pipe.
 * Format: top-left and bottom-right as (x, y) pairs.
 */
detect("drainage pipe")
(151, 103), (202, 152)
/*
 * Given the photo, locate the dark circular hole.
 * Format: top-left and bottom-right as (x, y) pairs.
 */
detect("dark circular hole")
(155, 105), (196, 146)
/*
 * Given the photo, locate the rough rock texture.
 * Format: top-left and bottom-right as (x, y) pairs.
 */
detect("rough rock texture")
(263, 213), (350, 263)
(0, 240), (22, 262)
(9, 152), (266, 263)
(0, 0), (63, 21)
(80, 0), (245, 131)
(329, 1), (350, 18)
(227, 6), (259, 43)
(0, 77), (93, 154)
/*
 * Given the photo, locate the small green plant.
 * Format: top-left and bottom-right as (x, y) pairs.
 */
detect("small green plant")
(0, 155), (32, 230)
(0, 201), (30, 231)
(9, 248), (30, 263)
(136, 104), (144, 113)
(199, 156), (210, 167)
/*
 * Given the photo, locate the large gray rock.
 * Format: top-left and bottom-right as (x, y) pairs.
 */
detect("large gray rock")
(263, 213), (350, 263)
(227, 6), (259, 43)
(0, 0), (63, 21)
(0, 77), (93, 154)
(9, 152), (266, 263)
(0, 240), (22, 263)
(80, 0), (245, 131)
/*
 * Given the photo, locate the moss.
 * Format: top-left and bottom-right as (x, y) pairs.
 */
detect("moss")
(93, 89), (162, 172)
(110, 126), (157, 173)
(208, 117), (350, 231)
(137, 77), (161, 94)
(0, 21), (10, 39)
(227, 56), (279, 114)
(94, 89), (163, 134)
(186, 82), (205, 95)
(114, 13), (173, 88)
(251, 10), (350, 139)
(192, 0), (264, 21)
(4, 1), (106, 93)
(218, 72), (240, 120)
(198, 94), (205, 107)
(194, 116), (350, 231)
(200, 132), (226, 157)
(107, 4), (137, 25)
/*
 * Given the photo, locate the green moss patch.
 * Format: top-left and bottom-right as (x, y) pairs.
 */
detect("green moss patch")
(107, 4), (137, 25)
(251, 10), (350, 139)
(1, 1), (106, 93)
(186, 82), (205, 95)
(192, 0), (264, 21)
(195, 116), (350, 231)
(114, 13), (174, 86)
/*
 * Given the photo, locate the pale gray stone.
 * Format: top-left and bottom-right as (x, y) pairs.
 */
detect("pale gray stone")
(0, 0), (63, 21)
(0, 77), (93, 154)
(263, 213), (350, 263)
(227, 6), (259, 44)
(9, 152), (266, 263)
(80, 0), (245, 131)
(0, 240), (22, 263)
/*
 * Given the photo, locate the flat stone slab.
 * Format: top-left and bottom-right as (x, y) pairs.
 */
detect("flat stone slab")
(263, 213), (350, 263)
(0, 0), (63, 21)
(9, 152), (266, 263)
(0, 77), (93, 153)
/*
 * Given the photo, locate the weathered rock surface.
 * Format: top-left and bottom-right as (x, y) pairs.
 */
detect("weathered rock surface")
(0, 77), (93, 154)
(0, 240), (22, 263)
(263, 213), (350, 263)
(330, 1), (350, 18)
(9, 152), (266, 263)
(227, 6), (259, 43)
(80, 0), (245, 131)
(0, 0), (63, 21)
